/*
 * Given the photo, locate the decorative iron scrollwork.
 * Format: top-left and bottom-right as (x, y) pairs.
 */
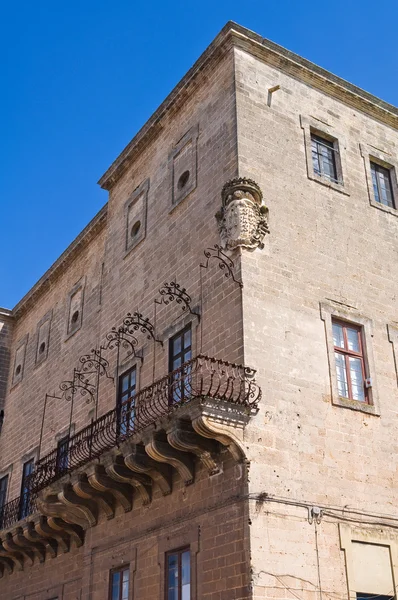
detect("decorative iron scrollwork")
(155, 282), (200, 321)
(122, 312), (162, 345)
(200, 244), (243, 288)
(59, 372), (96, 404)
(79, 349), (113, 380)
(103, 326), (139, 359)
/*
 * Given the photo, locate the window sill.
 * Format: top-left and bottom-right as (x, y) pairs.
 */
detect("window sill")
(308, 172), (350, 196)
(332, 396), (380, 416)
(369, 197), (398, 217)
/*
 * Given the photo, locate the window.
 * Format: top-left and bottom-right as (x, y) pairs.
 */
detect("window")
(56, 436), (69, 475)
(333, 320), (367, 402)
(166, 548), (190, 600)
(311, 134), (338, 183)
(117, 366), (137, 437)
(19, 459), (34, 520)
(109, 566), (129, 600)
(370, 161), (395, 209)
(0, 475), (8, 527)
(169, 325), (192, 404)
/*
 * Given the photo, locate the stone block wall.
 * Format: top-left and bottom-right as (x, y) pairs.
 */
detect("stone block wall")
(234, 46), (398, 598)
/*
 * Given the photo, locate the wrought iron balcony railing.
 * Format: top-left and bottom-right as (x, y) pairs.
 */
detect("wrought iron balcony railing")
(0, 493), (37, 531)
(1, 355), (260, 531)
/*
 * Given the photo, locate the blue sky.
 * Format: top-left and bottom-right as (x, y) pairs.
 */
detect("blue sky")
(1, 0), (397, 308)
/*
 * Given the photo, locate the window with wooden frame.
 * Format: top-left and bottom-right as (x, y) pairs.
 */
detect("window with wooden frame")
(332, 320), (368, 403)
(166, 547), (191, 600)
(169, 325), (192, 405)
(311, 133), (340, 183)
(370, 161), (395, 209)
(109, 566), (129, 600)
(117, 366), (137, 437)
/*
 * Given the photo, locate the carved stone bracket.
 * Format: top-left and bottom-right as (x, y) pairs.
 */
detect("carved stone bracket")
(144, 432), (195, 486)
(86, 464), (133, 513)
(71, 473), (115, 521)
(103, 454), (152, 506)
(121, 442), (172, 497)
(167, 420), (220, 475)
(216, 177), (269, 251)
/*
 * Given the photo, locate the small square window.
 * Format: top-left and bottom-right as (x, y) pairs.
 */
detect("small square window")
(109, 566), (129, 600)
(332, 319), (368, 403)
(370, 161), (395, 209)
(166, 547), (191, 600)
(311, 134), (339, 183)
(300, 116), (350, 195)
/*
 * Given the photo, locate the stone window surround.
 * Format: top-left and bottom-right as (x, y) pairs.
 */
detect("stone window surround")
(159, 311), (201, 362)
(300, 115), (351, 196)
(116, 354), (143, 397)
(11, 333), (29, 389)
(124, 177), (149, 258)
(35, 309), (53, 367)
(360, 142), (398, 217)
(65, 276), (86, 341)
(169, 124), (199, 212)
(54, 423), (75, 445)
(320, 301), (380, 416)
(20, 446), (39, 467)
(158, 525), (200, 600)
(339, 523), (398, 600)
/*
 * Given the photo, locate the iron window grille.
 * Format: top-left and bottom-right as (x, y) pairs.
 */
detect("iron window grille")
(117, 366), (137, 437)
(332, 319), (367, 403)
(370, 161), (395, 209)
(0, 475), (8, 528)
(311, 133), (339, 183)
(169, 325), (192, 404)
(109, 566), (129, 600)
(165, 547), (191, 600)
(19, 459), (34, 520)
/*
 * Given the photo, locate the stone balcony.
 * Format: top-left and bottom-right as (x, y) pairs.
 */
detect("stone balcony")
(0, 355), (261, 576)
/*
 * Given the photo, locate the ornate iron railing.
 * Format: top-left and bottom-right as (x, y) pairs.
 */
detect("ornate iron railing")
(0, 493), (37, 531)
(24, 355), (260, 496)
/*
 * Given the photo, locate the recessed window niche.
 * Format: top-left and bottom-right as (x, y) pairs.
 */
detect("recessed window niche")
(124, 179), (149, 256)
(66, 277), (85, 339)
(35, 309), (52, 365)
(170, 124), (199, 210)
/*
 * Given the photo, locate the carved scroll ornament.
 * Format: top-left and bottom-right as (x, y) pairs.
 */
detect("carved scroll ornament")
(216, 177), (269, 251)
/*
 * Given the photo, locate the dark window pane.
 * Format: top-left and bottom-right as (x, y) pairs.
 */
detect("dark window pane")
(167, 553), (179, 600)
(112, 571), (121, 600)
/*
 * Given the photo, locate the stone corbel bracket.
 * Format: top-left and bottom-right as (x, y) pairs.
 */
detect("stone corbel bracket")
(216, 177), (269, 251)
(178, 398), (252, 462)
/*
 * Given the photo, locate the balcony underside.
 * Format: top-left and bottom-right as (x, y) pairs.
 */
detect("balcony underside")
(0, 399), (252, 575)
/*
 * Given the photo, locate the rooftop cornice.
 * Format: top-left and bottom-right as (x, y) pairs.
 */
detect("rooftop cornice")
(98, 21), (398, 192)
(11, 204), (108, 319)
